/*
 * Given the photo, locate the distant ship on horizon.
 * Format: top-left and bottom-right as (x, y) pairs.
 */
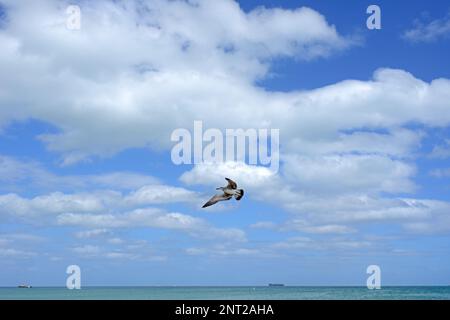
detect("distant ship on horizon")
(17, 284), (32, 288)
(268, 283), (285, 287)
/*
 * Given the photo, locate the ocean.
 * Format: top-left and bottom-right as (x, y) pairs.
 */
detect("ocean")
(1, 286), (450, 300)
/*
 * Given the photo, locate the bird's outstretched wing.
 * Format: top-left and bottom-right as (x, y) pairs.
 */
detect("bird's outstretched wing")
(225, 178), (237, 189)
(202, 193), (232, 208)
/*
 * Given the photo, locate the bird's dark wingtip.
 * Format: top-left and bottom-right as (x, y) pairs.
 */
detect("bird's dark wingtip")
(235, 189), (244, 200)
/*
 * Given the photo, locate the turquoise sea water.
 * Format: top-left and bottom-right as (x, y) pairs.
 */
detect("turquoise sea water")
(1, 286), (450, 300)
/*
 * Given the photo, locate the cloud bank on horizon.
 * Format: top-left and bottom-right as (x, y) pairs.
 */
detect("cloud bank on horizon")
(0, 0), (450, 285)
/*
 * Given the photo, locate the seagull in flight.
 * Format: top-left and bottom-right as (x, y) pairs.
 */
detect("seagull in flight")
(202, 178), (244, 208)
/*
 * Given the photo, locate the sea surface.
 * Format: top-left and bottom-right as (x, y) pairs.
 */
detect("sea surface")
(1, 286), (450, 300)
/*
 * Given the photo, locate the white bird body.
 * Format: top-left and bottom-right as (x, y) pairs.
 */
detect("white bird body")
(220, 187), (239, 196)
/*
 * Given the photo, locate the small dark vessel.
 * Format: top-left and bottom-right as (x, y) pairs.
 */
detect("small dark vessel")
(18, 285), (32, 288)
(268, 283), (284, 287)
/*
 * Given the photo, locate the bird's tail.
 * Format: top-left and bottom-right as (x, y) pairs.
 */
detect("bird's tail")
(235, 189), (244, 200)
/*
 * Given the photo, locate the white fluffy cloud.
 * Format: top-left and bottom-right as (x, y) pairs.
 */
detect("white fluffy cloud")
(180, 160), (450, 235)
(1, 2), (450, 191)
(276, 195), (450, 235)
(74, 228), (111, 239)
(58, 208), (246, 241)
(0, 191), (109, 222)
(0, 248), (36, 258)
(271, 236), (373, 251)
(403, 13), (450, 43)
(282, 154), (417, 195)
(0, 1), (449, 164)
(0, 156), (204, 223)
(1, 0), (450, 259)
(430, 168), (450, 178)
(124, 184), (200, 205)
(71, 240), (167, 261)
(0, 154), (160, 191)
(0, 0), (354, 163)
(0, 182), (245, 242)
(180, 161), (275, 189)
(429, 139), (450, 159)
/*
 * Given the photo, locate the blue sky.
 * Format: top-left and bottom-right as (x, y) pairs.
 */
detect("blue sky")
(1, 0), (450, 287)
